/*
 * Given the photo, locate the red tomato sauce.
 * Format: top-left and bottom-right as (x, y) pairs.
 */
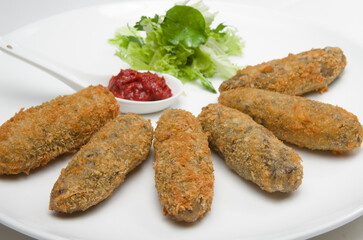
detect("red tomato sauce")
(108, 69), (173, 101)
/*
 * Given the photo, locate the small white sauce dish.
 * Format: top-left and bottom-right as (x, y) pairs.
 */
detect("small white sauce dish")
(115, 71), (183, 114)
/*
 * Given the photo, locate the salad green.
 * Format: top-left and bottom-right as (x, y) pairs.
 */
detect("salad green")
(109, 1), (244, 93)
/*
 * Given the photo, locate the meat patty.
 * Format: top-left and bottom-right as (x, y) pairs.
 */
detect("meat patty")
(219, 47), (346, 95)
(0, 85), (120, 175)
(153, 109), (214, 222)
(198, 103), (303, 192)
(219, 88), (362, 152)
(49, 113), (153, 213)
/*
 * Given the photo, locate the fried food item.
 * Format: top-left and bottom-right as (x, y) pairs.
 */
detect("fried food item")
(49, 113), (153, 213)
(198, 104), (303, 192)
(219, 47), (347, 95)
(153, 109), (214, 222)
(0, 85), (120, 175)
(219, 88), (363, 152)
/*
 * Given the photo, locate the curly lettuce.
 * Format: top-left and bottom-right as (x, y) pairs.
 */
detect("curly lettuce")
(109, 0), (244, 93)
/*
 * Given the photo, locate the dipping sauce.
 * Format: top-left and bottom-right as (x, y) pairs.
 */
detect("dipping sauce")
(108, 69), (173, 101)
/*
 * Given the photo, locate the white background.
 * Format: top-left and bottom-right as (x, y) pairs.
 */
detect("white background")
(0, 0), (362, 239)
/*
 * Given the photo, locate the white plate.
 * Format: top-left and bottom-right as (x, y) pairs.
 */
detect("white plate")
(0, 1), (362, 240)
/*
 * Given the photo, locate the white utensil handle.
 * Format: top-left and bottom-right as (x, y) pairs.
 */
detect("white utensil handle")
(0, 37), (84, 91)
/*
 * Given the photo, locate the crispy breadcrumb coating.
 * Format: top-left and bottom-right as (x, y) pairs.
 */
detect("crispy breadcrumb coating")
(49, 113), (153, 213)
(219, 47), (346, 95)
(153, 109), (214, 222)
(0, 85), (120, 175)
(219, 88), (363, 152)
(198, 104), (303, 192)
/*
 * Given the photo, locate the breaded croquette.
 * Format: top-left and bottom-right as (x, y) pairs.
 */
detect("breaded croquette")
(49, 113), (153, 213)
(0, 85), (120, 175)
(153, 109), (214, 222)
(198, 104), (303, 192)
(219, 47), (346, 95)
(219, 88), (363, 152)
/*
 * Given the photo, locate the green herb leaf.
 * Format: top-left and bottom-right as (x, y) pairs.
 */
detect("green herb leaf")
(160, 5), (207, 48)
(134, 14), (160, 31)
(212, 23), (226, 35)
(182, 67), (217, 93)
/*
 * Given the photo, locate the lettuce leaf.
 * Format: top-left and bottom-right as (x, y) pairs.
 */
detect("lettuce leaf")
(161, 5), (207, 48)
(109, 1), (244, 93)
